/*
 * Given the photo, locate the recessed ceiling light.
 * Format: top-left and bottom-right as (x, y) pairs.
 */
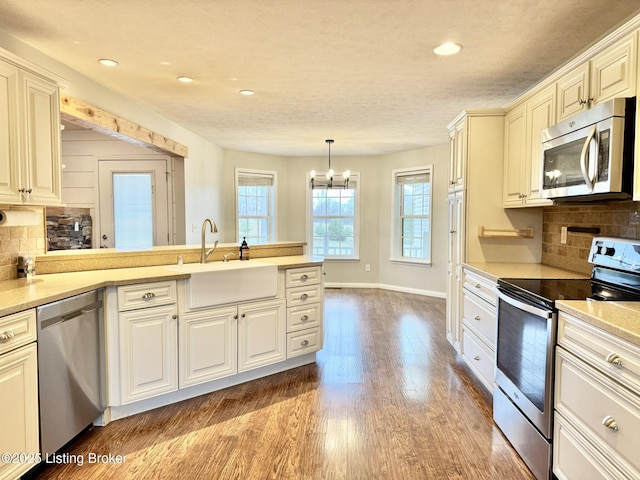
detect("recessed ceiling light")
(177, 76), (194, 83)
(239, 89), (255, 96)
(160, 61), (171, 66)
(433, 42), (463, 56)
(98, 58), (119, 67)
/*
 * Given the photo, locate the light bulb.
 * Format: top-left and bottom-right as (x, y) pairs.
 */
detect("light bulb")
(326, 169), (334, 180)
(310, 170), (316, 178)
(343, 170), (350, 178)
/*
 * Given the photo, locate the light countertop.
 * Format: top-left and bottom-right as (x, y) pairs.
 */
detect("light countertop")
(0, 255), (323, 317)
(463, 262), (589, 283)
(557, 300), (640, 347)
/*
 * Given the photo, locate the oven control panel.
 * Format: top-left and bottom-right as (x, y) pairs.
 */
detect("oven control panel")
(589, 237), (640, 272)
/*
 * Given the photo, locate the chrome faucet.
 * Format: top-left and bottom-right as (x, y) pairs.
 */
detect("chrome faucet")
(201, 218), (218, 263)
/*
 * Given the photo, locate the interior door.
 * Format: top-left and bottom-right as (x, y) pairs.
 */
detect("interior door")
(98, 160), (169, 249)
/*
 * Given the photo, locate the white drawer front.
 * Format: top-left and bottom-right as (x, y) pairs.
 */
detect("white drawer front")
(117, 281), (177, 311)
(462, 269), (496, 306)
(558, 312), (640, 393)
(0, 309), (36, 355)
(554, 413), (632, 480)
(556, 348), (640, 473)
(287, 304), (321, 332)
(286, 284), (322, 307)
(462, 292), (496, 349)
(285, 266), (322, 288)
(461, 326), (494, 391)
(287, 327), (322, 358)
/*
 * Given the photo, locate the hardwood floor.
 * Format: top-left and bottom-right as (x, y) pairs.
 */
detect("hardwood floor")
(26, 288), (534, 480)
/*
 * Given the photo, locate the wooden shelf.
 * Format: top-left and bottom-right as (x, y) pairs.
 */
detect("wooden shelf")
(478, 226), (534, 239)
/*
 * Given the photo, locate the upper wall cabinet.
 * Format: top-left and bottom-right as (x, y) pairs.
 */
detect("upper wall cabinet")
(448, 121), (465, 192)
(0, 56), (62, 206)
(503, 85), (555, 208)
(557, 32), (637, 122)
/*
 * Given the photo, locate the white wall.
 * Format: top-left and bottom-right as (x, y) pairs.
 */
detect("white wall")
(241, 144), (451, 297)
(0, 29), (224, 245)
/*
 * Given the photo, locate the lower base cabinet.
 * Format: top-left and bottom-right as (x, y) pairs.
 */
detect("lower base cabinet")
(238, 299), (286, 373)
(0, 343), (39, 480)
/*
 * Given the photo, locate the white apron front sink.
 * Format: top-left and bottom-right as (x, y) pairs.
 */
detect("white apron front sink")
(166, 260), (278, 309)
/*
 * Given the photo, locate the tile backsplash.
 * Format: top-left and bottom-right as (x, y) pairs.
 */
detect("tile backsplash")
(0, 206), (46, 280)
(542, 201), (640, 275)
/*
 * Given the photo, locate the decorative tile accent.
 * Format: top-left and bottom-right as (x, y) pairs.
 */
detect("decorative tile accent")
(542, 201), (640, 275)
(46, 207), (92, 250)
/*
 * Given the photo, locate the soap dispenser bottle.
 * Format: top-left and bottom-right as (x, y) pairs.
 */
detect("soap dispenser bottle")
(239, 237), (250, 260)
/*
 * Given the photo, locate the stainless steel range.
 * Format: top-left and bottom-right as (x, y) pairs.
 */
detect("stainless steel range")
(493, 237), (640, 480)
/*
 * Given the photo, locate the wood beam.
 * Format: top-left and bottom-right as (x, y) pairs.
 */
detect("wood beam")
(60, 94), (189, 157)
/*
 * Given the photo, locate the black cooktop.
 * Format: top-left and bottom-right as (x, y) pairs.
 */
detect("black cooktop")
(498, 278), (594, 310)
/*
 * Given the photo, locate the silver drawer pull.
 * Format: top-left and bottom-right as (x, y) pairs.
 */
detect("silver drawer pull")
(602, 415), (619, 431)
(301, 340), (309, 346)
(142, 292), (156, 299)
(605, 353), (622, 367)
(473, 315), (481, 321)
(300, 293), (308, 301)
(473, 355), (481, 361)
(300, 274), (308, 281)
(475, 283), (482, 289)
(0, 330), (15, 343)
(301, 315), (309, 321)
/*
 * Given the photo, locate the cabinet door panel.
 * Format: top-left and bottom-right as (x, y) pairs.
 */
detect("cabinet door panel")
(238, 300), (285, 373)
(503, 103), (526, 207)
(0, 60), (21, 204)
(557, 64), (589, 121)
(0, 344), (39, 480)
(21, 71), (61, 205)
(120, 305), (177, 404)
(179, 307), (237, 388)
(526, 87), (555, 205)
(591, 33), (637, 105)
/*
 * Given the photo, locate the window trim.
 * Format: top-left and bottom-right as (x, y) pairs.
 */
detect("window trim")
(390, 165), (433, 266)
(234, 167), (277, 244)
(306, 171), (360, 260)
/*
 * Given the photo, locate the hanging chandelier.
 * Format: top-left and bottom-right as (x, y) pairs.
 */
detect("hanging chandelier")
(310, 139), (350, 189)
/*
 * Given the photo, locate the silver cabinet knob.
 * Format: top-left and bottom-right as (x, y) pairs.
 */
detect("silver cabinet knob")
(602, 415), (619, 431)
(300, 293), (308, 301)
(0, 330), (15, 343)
(474, 315), (481, 321)
(473, 355), (481, 361)
(605, 353), (622, 367)
(300, 274), (308, 281)
(142, 292), (156, 299)
(475, 283), (481, 289)
(301, 315), (309, 321)
(301, 340), (309, 347)
(172, 315), (177, 320)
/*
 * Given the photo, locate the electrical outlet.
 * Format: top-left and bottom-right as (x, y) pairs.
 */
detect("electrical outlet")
(561, 226), (568, 244)
(365, 264), (371, 272)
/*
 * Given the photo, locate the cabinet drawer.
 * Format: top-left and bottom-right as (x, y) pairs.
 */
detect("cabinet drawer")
(286, 284), (322, 307)
(462, 292), (496, 348)
(554, 413), (633, 480)
(287, 304), (322, 332)
(285, 266), (322, 288)
(558, 312), (640, 393)
(461, 325), (494, 391)
(117, 281), (177, 311)
(556, 348), (640, 473)
(0, 309), (36, 355)
(462, 269), (496, 306)
(287, 327), (322, 358)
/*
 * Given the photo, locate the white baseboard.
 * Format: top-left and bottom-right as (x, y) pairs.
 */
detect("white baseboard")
(324, 282), (446, 299)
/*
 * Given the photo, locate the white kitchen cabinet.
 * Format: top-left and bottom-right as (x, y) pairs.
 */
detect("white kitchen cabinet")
(115, 281), (178, 405)
(446, 191), (464, 352)
(179, 306), (237, 388)
(460, 268), (496, 392)
(503, 85), (555, 208)
(448, 120), (465, 192)
(0, 309), (39, 480)
(554, 311), (640, 479)
(556, 32), (637, 122)
(0, 56), (62, 206)
(238, 299), (286, 372)
(285, 266), (324, 358)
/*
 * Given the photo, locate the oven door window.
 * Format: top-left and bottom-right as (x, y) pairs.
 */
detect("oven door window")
(496, 298), (551, 412)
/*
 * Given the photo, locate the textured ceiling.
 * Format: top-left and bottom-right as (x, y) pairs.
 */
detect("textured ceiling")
(2, 1), (640, 156)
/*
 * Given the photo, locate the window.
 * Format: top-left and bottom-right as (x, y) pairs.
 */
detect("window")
(392, 166), (433, 264)
(235, 168), (276, 244)
(308, 174), (359, 259)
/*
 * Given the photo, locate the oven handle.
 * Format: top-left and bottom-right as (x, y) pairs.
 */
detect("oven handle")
(496, 289), (553, 319)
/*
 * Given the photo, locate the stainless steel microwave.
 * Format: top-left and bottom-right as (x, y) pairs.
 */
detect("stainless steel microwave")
(541, 97), (635, 202)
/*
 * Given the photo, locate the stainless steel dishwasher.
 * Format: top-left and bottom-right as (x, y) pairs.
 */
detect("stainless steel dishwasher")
(36, 290), (105, 454)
